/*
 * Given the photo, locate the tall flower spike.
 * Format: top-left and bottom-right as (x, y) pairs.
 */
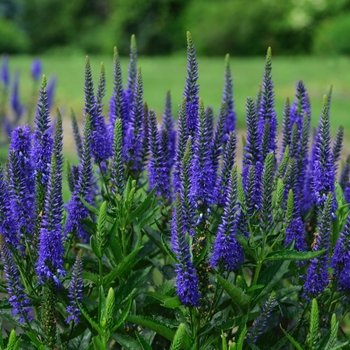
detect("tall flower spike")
(180, 138), (196, 237)
(304, 193), (332, 299)
(331, 213), (350, 292)
(248, 292), (276, 343)
(47, 76), (56, 110)
(214, 132), (236, 207)
(339, 155), (350, 191)
(184, 31), (199, 138)
(211, 166), (244, 271)
(0, 168), (18, 247)
(11, 71), (24, 123)
(0, 235), (32, 323)
(124, 35), (138, 118)
(312, 95), (336, 210)
(191, 98), (214, 206)
(31, 58), (42, 81)
(1, 55), (9, 88)
(89, 62), (112, 164)
(161, 91), (176, 172)
(260, 153), (275, 231)
(65, 116), (94, 240)
(71, 109), (83, 160)
(332, 125), (344, 173)
(140, 102), (150, 171)
(295, 114), (310, 205)
(9, 127), (35, 244)
(111, 118), (125, 196)
(281, 98), (291, 157)
(36, 111), (65, 286)
(211, 103), (228, 188)
(242, 96), (262, 189)
(109, 47), (127, 145)
(206, 106), (214, 142)
(258, 47), (277, 154)
(33, 74), (53, 189)
(95, 62), (106, 118)
(290, 80), (311, 136)
(171, 194), (200, 307)
(148, 109), (171, 198)
(66, 250), (84, 323)
(222, 54), (236, 133)
(173, 98), (189, 193)
(32, 75), (53, 241)
(126, 67), (144, 172)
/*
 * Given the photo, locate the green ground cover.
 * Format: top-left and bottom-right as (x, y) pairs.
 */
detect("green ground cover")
(7, 54), (350, 135)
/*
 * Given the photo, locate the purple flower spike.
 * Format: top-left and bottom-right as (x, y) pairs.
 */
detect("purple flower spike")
(0, 235), (32, 323)
(1, 55), (9, 88)
(11, 71), (24, 122)
(332, 214), (350, 293)
(171, 195), (200, 307)
(258, 47), (277, 157)
(184, 32), (199, 138)
(312, 95), (336, 212)
(36, 112), (65, 286)
(66, 251), (84, 324)
(211, 166), (244, 272)
(304, 193), (332, 299)
(222, 54), (236, 133)
(148, 109), (171, 198)
(31, 58), (42, 81)
(191, 98), (214, 206)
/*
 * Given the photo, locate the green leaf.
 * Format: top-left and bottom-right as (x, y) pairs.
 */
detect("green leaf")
(111, 333), (142, 350)
(217, 275), (250, 309)
(79, 195), (99, 216)
(90, 236), (102, 259)
(98, 286), (106, 328)
(279, 324), (304, 350)
(222, 330), (228, 350)
(67, 329), (92, 350)
(255, 260), (291, 303)
(25, 332), (46, 349)
(126, 315), (175, 342)
(92, 336), (106, 350)
(126, 315), (191, 349)
(162, 297), (182, 309)
(108, 220), (123, 264)
(161, 234), (178, 263)
(6, 330), (18, 350)
(246, 284), (264, 293)
(135, 332), (153, 350)
(127, 187), (156, 225)
(82, 271), (99, 285)
(97, 201), (107, 236)
(236, 324), (247, 350)
(170, 323), (186, 350)
(264, 249), (326, 262)
(79, 301), (103, 334)
(103, 246), (143, 286)
(111, 297), (133, 333)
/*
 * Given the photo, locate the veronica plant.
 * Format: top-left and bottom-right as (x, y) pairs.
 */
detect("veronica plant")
(1, 34), (350, 350)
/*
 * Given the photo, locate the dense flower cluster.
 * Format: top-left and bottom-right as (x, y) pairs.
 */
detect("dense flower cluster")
(1, 33), (350, 349)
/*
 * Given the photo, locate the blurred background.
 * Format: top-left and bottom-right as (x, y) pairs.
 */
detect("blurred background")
(1, 0), (350, 143)
(2, 0), (350, 56)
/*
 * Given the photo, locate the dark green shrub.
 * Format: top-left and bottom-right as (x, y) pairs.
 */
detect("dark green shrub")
(313, 12), (350, 55)
(0, 17), (28, 53)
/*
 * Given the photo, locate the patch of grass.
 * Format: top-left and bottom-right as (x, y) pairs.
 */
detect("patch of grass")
(7, 54), (350, 139)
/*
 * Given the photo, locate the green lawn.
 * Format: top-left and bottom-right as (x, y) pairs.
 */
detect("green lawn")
(6, 53), (350, 150)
